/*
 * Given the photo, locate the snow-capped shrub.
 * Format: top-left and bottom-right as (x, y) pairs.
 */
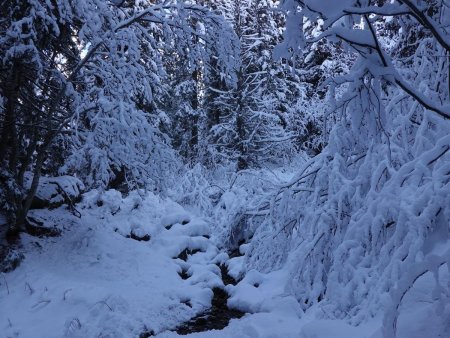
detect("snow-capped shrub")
(170, 164), (215, 214)
(244, 0), (450, 326)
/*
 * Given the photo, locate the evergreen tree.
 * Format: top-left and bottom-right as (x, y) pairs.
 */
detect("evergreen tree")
(203, 0), (301, 170)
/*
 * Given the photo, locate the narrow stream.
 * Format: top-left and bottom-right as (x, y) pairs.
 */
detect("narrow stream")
(139, 238), (246, 338)
(175, 248), (245, 335)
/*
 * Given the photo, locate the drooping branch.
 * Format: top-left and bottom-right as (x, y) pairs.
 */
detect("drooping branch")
(362, 15), (450, 119)
(399, 0), (450, 52)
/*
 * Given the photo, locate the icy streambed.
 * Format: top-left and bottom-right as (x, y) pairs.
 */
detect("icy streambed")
(173, 250), (246, 335)
(139, 238), (247, 336)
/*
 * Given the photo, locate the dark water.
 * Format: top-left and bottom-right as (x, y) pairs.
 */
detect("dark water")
(175, 264), (245, 335)
(140, 245), (246, 336)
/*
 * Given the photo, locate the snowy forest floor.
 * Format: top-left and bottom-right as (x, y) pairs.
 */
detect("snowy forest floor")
(0, 188), (447, 338)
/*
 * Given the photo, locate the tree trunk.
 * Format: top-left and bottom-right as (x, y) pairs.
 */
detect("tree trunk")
(14, 149), (46, 232)
(236, 110), (247, 171)
(0, 63), (21, 169)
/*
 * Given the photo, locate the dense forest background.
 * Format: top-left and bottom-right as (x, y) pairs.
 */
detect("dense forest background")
(0, 0), (449, 337)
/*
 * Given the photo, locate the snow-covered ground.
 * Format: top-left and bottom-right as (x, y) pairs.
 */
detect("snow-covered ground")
(1, 189), (448, 337)
(1, 190), (219, 337)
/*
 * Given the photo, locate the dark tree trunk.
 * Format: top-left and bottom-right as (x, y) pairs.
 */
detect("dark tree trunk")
(236, 110), (247, 171)
(0, 63), (21, 170)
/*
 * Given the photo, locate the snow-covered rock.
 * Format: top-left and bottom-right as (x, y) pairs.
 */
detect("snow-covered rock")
(30, 176), (85, 210)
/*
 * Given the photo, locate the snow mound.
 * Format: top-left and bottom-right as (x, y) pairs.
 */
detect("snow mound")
(29, 175), (85, 210)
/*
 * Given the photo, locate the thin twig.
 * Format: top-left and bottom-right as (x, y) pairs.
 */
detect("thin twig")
(25, 282), (34, 295)
(95, 300), (113, 312)
(2, 273), (9, 295)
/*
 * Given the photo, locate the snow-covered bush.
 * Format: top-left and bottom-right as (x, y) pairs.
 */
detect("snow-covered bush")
(243, 0), (450, 328)
(211, 166), (294, 248)
(169, 164), (216, 215)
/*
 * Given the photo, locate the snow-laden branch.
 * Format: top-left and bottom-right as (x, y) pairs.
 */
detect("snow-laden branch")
(299, 1), (450, 119)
